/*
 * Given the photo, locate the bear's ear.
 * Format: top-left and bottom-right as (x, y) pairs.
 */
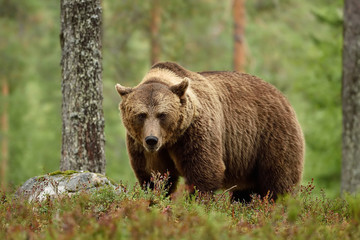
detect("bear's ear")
(170, 78), (189, 99)
(115, 84), (133, 98)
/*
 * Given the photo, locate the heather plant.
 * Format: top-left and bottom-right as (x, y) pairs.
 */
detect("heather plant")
(1, 176), (359, 239)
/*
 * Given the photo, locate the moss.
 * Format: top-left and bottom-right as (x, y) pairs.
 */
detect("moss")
(48, 170), (80, 176)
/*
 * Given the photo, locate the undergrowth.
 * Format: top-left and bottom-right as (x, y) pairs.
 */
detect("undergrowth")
(1, 176), (360, 240)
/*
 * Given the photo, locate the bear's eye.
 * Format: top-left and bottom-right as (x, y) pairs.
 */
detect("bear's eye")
(136, 113), (147, 121)
(157, 113), (167, 121)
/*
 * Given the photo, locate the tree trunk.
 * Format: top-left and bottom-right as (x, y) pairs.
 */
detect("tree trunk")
(1, 79), (9, 190)
(150, 0), (161, 65)
(232, 0), (246, 72)
(60, 0), (105, 174)
(342, 0), (360, 194)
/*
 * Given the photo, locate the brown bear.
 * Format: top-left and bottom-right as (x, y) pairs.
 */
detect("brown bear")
(115, 62), (304, 202)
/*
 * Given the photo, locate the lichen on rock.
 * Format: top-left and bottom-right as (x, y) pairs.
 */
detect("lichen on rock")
(16, 171), (121, 202)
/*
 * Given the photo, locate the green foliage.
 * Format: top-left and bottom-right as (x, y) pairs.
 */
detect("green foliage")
(0, 179), (359, 239)
(1, 0), (343, 198)
(345, 194), (360, 222)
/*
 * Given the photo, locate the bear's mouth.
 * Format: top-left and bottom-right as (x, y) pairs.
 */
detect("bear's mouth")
(144, 145), (160, 153)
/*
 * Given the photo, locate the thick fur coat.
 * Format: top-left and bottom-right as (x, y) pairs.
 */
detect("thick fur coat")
(116, 62), (304, 201)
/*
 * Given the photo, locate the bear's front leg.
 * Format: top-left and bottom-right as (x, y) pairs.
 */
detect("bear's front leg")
(127, 135), (180, 195)
(126, 135), (152, 189)
(170, 129), (226, 193)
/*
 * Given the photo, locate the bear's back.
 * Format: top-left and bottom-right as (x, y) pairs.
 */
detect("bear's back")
(198, 71), (294, 122)
(198, 71), (282, 101)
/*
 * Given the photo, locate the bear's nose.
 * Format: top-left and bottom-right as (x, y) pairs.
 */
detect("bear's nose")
(145, 136), (158, 146)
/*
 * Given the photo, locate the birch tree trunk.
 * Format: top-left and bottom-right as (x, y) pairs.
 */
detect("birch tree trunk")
(60, 0), (105, 174)
(232, 0), (246, 72)
(342, 0), (360, 194)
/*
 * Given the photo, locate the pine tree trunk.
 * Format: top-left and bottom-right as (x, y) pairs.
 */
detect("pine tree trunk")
(60, 0), (105, 174)
(342, 0), (360, 194)
(232, 0), (246, 72)
(150, 0), (161, 65)
(1, 79), (9, 190)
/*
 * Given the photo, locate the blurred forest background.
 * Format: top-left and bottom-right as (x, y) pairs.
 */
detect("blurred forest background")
(0, 0), (343, 197)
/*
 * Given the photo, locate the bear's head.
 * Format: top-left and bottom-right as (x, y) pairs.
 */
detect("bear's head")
(116, 78), (191, 152)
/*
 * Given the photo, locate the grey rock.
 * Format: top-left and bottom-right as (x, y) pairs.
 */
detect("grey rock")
(16, 171), (121, 202)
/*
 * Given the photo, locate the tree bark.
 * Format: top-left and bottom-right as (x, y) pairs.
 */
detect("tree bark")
(342, 0), (360, 194)
(1, 79), (9, 191)
(60, 0), (105, 174)
(150, 0), (161, 65)
(232, 0), (246, 72)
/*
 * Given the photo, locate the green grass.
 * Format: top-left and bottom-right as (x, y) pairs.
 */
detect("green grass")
(1, 176), (359, 240)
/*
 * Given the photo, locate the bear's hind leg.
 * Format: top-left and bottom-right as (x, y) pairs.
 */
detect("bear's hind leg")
(165, 174), (179, 196)
(256, 164), (299, 201)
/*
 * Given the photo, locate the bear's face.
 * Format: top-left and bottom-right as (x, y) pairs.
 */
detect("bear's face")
(116, 79), (189, 152)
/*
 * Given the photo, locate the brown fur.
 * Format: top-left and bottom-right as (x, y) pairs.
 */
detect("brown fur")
(116, 62), (305, 201)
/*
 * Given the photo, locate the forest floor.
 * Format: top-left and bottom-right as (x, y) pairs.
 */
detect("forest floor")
(1, 177), (359, 240)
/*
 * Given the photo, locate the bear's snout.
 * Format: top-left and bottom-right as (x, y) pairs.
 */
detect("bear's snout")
(145, 136), (158, 147)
